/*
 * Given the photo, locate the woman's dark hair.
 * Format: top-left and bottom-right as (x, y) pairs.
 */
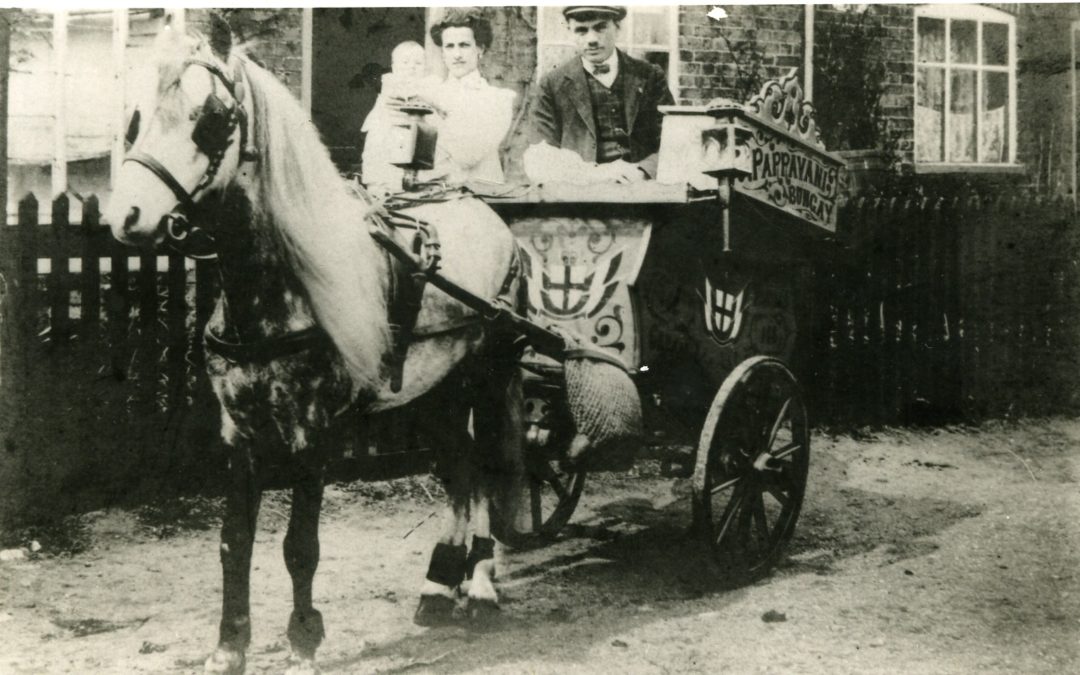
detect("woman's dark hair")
(429, 8), (493, 50)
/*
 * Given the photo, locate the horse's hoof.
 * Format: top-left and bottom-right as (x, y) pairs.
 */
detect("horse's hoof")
(204, 647), (245, 674)
(413, 594), (458, 627)
(465, 597), (501, 629)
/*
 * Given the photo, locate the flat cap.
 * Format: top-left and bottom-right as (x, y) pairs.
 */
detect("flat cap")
(562, 6), (627, 21)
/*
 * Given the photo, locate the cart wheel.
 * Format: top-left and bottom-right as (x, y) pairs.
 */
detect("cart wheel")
(491, 380), (586, 548)
(693, 356), (809, 584)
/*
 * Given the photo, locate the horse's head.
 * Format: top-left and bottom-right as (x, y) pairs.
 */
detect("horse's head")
(106, 15), (254, 246)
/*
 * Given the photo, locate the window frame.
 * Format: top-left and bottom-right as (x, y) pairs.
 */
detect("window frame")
(913, 3), (1018, 172)
(535, 5), (680, 94)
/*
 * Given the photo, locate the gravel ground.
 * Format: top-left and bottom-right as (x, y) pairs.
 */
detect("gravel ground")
(1, 418), (1078, 674)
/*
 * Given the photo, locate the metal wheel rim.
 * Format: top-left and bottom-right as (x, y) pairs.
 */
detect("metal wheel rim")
(695, 357), (810, 578)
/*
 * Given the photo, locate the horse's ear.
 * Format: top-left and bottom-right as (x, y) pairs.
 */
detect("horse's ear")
(209, 12), (233, 61)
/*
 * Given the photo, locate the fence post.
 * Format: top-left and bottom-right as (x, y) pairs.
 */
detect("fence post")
(49, 195), (71, 341)
(81, 196), (101, 336)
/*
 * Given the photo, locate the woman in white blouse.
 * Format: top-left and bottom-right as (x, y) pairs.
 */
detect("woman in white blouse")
(425, 9), (515, 185)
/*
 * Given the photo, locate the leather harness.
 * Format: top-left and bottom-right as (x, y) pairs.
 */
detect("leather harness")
(141, 54), (627, 387)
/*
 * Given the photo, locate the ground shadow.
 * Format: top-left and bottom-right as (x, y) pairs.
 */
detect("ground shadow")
(320, 447), (982, 673)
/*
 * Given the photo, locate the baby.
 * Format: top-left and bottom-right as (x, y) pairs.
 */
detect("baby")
(380, 40), (426, 101)
(361, 41), (432, 192)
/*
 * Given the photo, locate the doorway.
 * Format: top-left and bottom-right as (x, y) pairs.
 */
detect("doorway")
(311, 7), (426, 172)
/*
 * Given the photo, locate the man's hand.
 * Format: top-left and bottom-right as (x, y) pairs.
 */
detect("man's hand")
(599, 159), (649, 184)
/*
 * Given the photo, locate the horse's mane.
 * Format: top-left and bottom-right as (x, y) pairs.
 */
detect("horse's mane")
(152, 27), (391, 392)
(240, 56), (390, 392)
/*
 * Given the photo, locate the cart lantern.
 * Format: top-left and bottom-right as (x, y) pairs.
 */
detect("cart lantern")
(657, 70), (847, 236)
(700, 124), (753, 182)
(388, 104), (438, 189)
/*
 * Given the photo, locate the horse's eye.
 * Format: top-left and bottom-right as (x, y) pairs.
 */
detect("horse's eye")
(125, 109), (141, 148)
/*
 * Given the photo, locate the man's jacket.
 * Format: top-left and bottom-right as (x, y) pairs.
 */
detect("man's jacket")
(528, 50), (675, 177)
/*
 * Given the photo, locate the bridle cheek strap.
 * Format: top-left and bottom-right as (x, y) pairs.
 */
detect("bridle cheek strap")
(124, 150), (198, 213)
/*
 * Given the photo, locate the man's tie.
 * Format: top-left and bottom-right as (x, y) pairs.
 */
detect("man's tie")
(592, 63), (611, 75)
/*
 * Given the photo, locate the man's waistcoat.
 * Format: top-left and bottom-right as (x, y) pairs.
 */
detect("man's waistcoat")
(585, 71), (630, 163)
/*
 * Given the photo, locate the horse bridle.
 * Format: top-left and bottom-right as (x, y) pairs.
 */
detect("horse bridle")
(124, 56), (257, 244)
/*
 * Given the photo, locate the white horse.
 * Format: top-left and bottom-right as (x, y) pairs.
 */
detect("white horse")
(105, 18), (524, 674)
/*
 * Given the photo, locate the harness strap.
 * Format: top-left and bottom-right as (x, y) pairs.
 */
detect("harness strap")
(125, 151), (197, 213)
(564, 346), (632, 373)
(368, 220), (568, 363)
(203, 324), (330, 364)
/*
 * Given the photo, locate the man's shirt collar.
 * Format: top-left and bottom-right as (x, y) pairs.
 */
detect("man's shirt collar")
(582, 50), (619, 88)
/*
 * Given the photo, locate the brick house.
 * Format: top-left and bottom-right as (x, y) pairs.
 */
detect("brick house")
(7, 4), (1080, 219)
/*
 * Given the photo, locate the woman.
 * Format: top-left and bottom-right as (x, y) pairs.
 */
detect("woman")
(426, 8), (515, 185)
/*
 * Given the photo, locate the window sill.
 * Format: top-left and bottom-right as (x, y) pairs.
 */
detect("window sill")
(914, 163), (1026, 175)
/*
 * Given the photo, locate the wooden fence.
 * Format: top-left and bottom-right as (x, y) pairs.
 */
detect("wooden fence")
(2, 188), (1079, 521)
(0, 193), (428, 524)
(807, 189), (1080, 426)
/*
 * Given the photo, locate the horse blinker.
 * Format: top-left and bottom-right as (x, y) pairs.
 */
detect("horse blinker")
(192, 93), (237, 156)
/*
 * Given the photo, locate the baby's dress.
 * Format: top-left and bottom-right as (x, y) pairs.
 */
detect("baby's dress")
(360, 74), (440, 192)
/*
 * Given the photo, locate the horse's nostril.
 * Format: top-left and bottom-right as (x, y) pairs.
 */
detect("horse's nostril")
(123, 206), (141, 230)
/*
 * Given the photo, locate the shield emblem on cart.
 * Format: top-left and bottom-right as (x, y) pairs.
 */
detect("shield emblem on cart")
(521, 248), (623, 319)
(704, 276), (747, 345)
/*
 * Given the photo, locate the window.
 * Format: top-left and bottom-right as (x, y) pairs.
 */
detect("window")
(6, 9), (171, 222)
(914, 5), (1016, 168)
(536, 5), (679, 93)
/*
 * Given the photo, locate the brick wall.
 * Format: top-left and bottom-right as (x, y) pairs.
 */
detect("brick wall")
(200, 6), (1074, 197)
(1013, 3), (1080, 196)
(677, 4), (804, 105)
(869, 5), (915, 165)
(188, 8), (304, 100)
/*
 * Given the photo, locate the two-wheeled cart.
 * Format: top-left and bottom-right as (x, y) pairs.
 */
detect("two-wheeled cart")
(482, 73), (845, 581)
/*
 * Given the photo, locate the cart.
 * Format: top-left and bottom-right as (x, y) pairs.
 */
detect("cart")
(483, 73), (845, 582)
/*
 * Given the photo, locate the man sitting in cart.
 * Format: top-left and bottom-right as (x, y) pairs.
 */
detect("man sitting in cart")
(523, 5), (675, 185)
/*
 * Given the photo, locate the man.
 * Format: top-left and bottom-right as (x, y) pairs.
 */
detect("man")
(524, 5), (675, 184)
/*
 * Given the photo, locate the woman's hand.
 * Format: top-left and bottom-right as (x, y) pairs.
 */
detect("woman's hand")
(386, 95), (446, 118)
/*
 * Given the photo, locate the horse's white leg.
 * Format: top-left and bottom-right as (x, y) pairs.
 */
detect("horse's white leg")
(465, 492), (499, 620)
(206, 441), (262, 675)
(414, 450), (470, 626)
(283, 462), (326, 675)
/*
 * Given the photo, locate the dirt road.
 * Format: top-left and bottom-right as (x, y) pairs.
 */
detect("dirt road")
(2, 419), (1078, 674)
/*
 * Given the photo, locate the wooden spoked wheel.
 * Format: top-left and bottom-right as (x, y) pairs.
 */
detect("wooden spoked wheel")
(492, 374), (586, 548)
(693, 356), (809, 583)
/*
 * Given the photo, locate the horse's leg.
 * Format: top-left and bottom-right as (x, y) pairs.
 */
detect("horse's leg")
(466, 351), (525, 622)
(414, 450), (471, 625)
(415, 387), (473, 626)
(283, 459), (326, 674)
(206, 440), (262, 675)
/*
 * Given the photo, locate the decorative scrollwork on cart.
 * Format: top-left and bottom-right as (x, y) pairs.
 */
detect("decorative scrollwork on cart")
(744, 69), (825, 151)
(592, 305), (627, 353)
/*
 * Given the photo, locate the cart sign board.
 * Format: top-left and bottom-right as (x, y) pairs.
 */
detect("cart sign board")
(656, 71), (846, 233)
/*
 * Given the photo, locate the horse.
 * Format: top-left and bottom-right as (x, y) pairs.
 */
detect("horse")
(104, 18), (526, 674)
